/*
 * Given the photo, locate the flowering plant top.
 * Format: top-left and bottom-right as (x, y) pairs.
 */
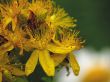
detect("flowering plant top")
(0, 0), (84, 81)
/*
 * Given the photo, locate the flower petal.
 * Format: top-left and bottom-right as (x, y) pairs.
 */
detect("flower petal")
(0, 42), (14, 55)
(69, 53), (80, 76)
(51, 53), (67, 66)
(39, 50), (55, 76)
(25, 49), (39, 76)
(0, 72), (2, 82)
(47, 43), (75, 54)
(12, 16), (18, 31)
(3, 17), (12, 28)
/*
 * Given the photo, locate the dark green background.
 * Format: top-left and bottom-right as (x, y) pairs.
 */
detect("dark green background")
(55, 0), (110, 50)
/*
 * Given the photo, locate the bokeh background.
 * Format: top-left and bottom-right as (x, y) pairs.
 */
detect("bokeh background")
(55, 0), (110, 50)
(54, 0), (110, 82)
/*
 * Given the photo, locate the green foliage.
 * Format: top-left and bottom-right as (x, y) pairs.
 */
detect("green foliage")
(13, 77), (29, 82)
(42, 77), (53, 82)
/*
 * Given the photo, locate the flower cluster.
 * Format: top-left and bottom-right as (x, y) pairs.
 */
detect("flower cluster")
(0, 0), (84, 81)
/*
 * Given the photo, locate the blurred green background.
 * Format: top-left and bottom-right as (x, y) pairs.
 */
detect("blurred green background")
(54, 1), (110, 82)
(55, 0), (110, 50)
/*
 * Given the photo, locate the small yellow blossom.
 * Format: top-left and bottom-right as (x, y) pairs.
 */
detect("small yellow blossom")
(24, 0), (83, 77)
(25, 25), (55, 76)
(29, 0), (53, 18)
(0, 0), (28, 31)
(48, 28), (83, 54)
(46, 7), (77, 29)
(0, 27), (26, 54)
(47, 28), (83, 75)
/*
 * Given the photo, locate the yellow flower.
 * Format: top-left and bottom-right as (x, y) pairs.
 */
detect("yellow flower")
(0, 53), (25, 82)
(48, 28), (83, 54)
(28, 0), (53, 18)
(0, 26), (26, 55)
(25, 49), (55, 76)
(0, 0), (83, 77)
(47, 28), (83, 76)
(0, 0), (28, 31)
(25, 25), (55, 76)
(24, 3), (83, 75)
(23, 2), (56, 76)
(45, 7), (77, 29)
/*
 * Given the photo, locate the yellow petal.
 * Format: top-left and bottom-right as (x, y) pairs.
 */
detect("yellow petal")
(51, 53), (67, 66)
(39, 50), (55, 76)
(3, 17), (12, 28)
(0, 42), (14, 55)
(25, 50), (39, 76)
(47, 43), (75, 54)
(0, 72), (2, 82)
(69, 53), (80, 76)
(12, 18), (17, 31)
(4, 65), (25, 76)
